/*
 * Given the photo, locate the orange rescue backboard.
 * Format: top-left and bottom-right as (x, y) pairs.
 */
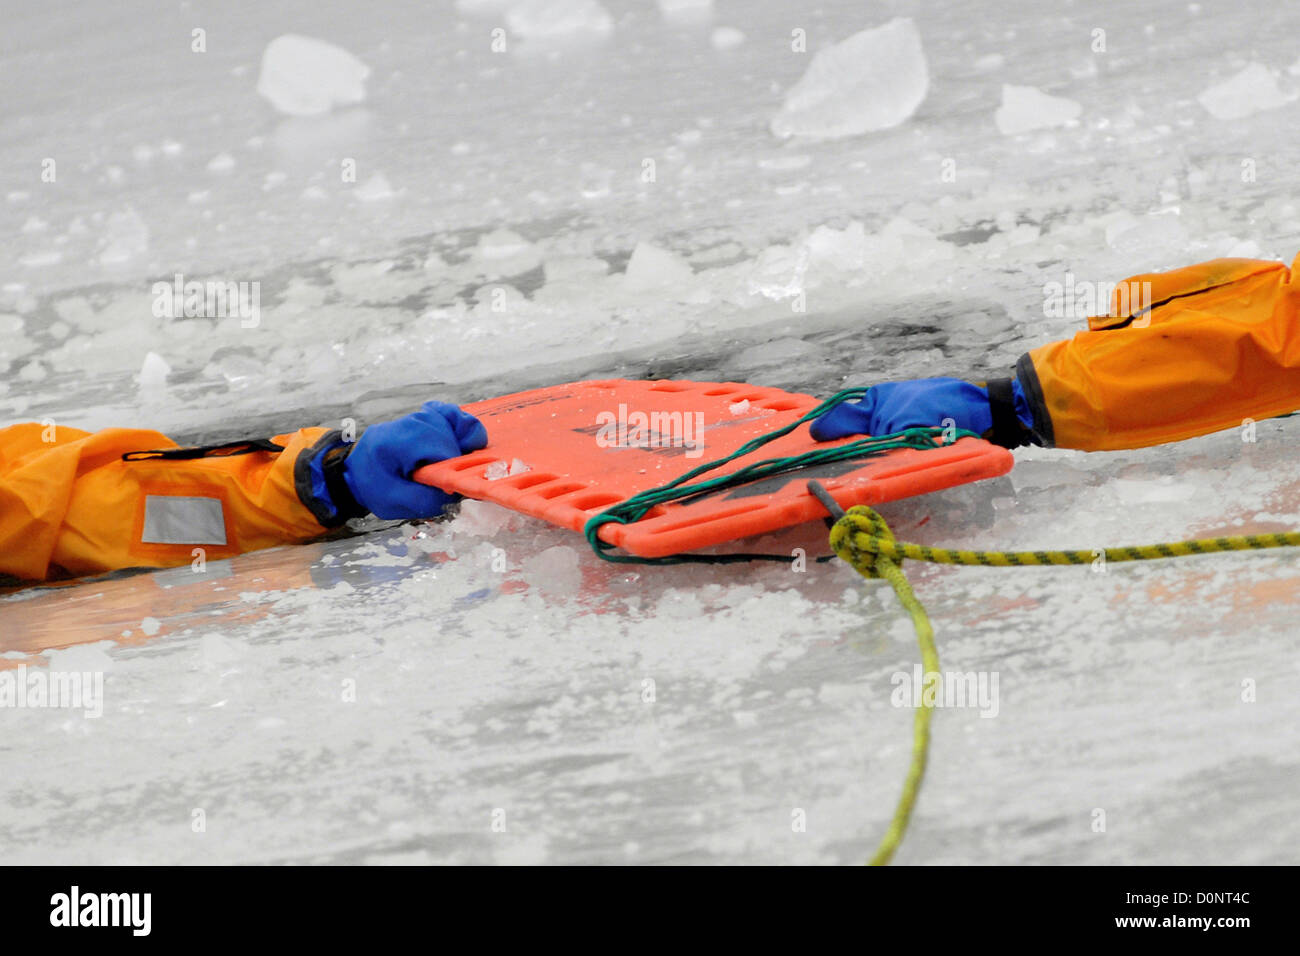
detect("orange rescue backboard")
(413, 379), (1013, 558)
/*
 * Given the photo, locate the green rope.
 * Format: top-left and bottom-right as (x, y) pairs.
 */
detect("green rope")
(583, 388), (980, 565)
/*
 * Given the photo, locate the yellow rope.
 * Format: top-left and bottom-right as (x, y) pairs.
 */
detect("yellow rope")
(834, 511), (1300, 568)
(828, 506), (940, 866)
(827, 504), (1300, 866)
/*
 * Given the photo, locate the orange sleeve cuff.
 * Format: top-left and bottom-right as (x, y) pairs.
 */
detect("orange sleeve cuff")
(1020, 256), (1300, 451)
(1, 424), (335, 580)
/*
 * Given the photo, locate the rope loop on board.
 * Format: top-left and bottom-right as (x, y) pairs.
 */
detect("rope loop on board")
(583, 387), (981, 565)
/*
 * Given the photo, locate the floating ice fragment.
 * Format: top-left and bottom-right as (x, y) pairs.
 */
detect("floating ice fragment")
(472, 229), (541, 273)
(624, 241), (694, 292)
(257, 34), (370, 116)
(746, 243), (808, 300)
(138, 351), (171, 390)
(1197, 62), (1293, 120)
(994, 84), (1082, 134)
(206, 152), (236, 173)
(506, 0), (613, 41)
(771, 18), (929, 139)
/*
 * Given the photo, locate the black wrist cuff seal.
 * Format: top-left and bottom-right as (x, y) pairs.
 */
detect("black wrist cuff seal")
(321, 444), (367, 523)
(985, 378), (1029, 449)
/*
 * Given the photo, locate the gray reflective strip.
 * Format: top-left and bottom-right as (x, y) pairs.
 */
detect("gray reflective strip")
(141, 495), (227, 545)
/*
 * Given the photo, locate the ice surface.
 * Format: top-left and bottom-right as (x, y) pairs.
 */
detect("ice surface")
(354, 173), (397, 201)
(1107, 211), (1188, 256)
(205, 152), (236, 173)
(457, 0), (515, 14)
(994, 84), (1083, 135)
(5, 0), (1300, 867)
(521, 545), (583, 594)
(256, 35), (370, 117)
(771, 18), (929, 140)
(1197, 62), (1293, 120)
(710, 27), (745, 51)
(96, 209), (149, 266)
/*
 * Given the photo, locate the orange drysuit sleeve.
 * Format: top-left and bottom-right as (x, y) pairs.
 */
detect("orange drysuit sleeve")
(1016, 254), (1300, 451)
(0, 424), (341, 581)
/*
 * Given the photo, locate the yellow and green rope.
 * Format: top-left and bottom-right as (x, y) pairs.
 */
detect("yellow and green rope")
(828, 503), (1300, 865)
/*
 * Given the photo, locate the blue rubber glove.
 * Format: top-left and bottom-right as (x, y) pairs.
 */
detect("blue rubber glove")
(810, 378), (1032, 442)
(342, 402), (488, 519)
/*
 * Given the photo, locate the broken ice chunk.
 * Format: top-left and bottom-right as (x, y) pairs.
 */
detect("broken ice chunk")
(506, 1), (613, 41)
(623, 241), (694, 292)
(257, 34), (370, 117)
(771, 18), (929, 139)
(1197, 62), (1293, 120)
(138, 351), (171, 390)
(994, 84), (1082, 135)
(485, 458), (531, 480)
